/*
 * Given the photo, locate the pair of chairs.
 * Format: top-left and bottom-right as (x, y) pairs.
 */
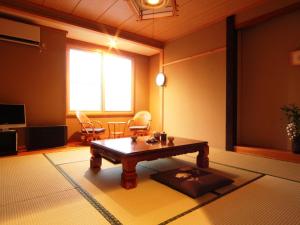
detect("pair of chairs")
(76, 111), (151, 142)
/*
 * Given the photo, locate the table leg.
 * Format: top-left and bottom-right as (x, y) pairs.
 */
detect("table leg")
(121, 158), (137, 189)
(197, 143), (209, 168)
(90, 147), (102, 169)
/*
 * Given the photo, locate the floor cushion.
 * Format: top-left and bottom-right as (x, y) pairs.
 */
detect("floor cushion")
(151, 167), (234, 198)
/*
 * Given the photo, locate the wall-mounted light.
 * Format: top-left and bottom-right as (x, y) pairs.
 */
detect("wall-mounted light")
(156, 72), (166, 86)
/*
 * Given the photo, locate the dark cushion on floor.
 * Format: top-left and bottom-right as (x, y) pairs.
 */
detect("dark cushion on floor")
(151, 167), (234, 198)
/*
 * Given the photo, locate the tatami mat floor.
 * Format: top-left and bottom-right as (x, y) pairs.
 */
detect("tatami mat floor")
(0, 189), (110, 225)
(169, 176), (300, 225)
(56, 156), (260, 225)
(208, 148), (300, 182)
(0, 155), (73, 206)
(0, 146), (299, 225)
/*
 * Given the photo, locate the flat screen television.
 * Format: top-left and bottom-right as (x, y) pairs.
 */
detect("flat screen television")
(0, 103), (26, 130)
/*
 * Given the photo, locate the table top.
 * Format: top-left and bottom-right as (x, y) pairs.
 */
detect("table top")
(91, 136), (207, 156)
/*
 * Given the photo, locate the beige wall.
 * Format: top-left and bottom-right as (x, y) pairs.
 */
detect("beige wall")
(236, 0), (300, 26)
(162, 21), (226, 148)
(148, 54), (162, 132)
(238, 9), (300, 150)
(0, 26), (67, 125)
(66, 53), (150, 140)
(0, 23), (150, 143)
(0, 26), (67, 145)
(134, 54), (150, 112)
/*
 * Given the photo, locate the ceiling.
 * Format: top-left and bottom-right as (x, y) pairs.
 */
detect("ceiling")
(0, 0), (295, 55)
(24, 0), (265, 41)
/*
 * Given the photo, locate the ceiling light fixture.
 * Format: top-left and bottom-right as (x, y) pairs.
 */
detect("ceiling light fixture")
(146, 0), (162, 6)
(142, 0), (167, 8)
(128, 0), (178, 20)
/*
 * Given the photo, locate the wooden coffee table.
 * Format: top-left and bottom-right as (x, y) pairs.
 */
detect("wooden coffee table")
(90, 136), (209, 189)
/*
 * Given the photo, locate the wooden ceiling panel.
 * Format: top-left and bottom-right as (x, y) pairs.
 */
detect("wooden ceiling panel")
(137, 0), (264, 41)
(43, 0), (80, 13)
(136, 0), (206, 40)
(120, 16), (151, 33)
(153, 1), (226, 40)
(98, 0), (134, 27)
(135, 24), (153, 39)
(175, 0), (261, 33)
(11, 0), (267, 42)
(27, 0), (44, 5)
(0, 0), (292, 54)
(118, 0), (192, 31)
(120, 0), (192, 33)
(72, 0), (118, 21)
(177, 0), (193, 5)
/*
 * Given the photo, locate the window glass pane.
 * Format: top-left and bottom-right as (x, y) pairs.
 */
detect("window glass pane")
(103, 54), (132, 112)
(69, 49), (101, 111)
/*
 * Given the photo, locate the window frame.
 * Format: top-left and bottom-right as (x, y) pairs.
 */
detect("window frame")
(66, 41), (135, 117)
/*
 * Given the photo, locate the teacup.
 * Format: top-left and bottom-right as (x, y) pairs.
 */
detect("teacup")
(168, 136), (174, 143)
(153, 131), (161, 140)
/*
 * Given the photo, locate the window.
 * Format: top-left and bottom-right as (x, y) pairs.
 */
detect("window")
(103, 54), (132, 111)
(68, 47), (133, 114)
(69, 49), (102, 111)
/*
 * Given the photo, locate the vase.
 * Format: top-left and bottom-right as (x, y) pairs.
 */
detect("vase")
(292, 136), (300, 154)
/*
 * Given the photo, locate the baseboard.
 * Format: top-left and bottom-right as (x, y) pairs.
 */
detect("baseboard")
(235, 145), (300, 164)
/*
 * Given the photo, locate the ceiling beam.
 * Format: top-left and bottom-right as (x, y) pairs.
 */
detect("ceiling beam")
(0, 0), (164, 49)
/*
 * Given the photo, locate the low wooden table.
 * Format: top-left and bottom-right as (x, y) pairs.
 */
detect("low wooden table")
(90, 136), (209, 189)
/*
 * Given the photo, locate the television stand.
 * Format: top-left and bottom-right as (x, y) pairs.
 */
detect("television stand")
(0, 130), (17, 156)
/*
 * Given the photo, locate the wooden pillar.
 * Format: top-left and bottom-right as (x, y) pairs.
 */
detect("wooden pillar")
(226, 15), (238, 151)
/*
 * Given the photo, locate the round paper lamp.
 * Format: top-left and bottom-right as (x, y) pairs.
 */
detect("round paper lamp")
(156, 72), (166, 86)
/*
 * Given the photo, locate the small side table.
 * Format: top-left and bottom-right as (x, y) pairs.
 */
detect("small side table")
(108, 122), (126, 139)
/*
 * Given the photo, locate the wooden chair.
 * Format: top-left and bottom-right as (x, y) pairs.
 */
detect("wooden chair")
(75, 111), (105, 142)
(128, 111), (151, 136)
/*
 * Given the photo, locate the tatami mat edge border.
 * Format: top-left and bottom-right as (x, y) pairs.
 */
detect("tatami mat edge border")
(210, 160), (300, 183)
(44, 153), (267, 225)
(158, 174), (265, 225)
(184, 154), (300, 183)
(43, 154), (123, 225)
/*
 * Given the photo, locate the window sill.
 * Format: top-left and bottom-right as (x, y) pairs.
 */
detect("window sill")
(67, 111), (134, 118)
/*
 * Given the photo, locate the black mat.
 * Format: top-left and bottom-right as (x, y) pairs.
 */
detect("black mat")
(151, 167), (234, 198)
